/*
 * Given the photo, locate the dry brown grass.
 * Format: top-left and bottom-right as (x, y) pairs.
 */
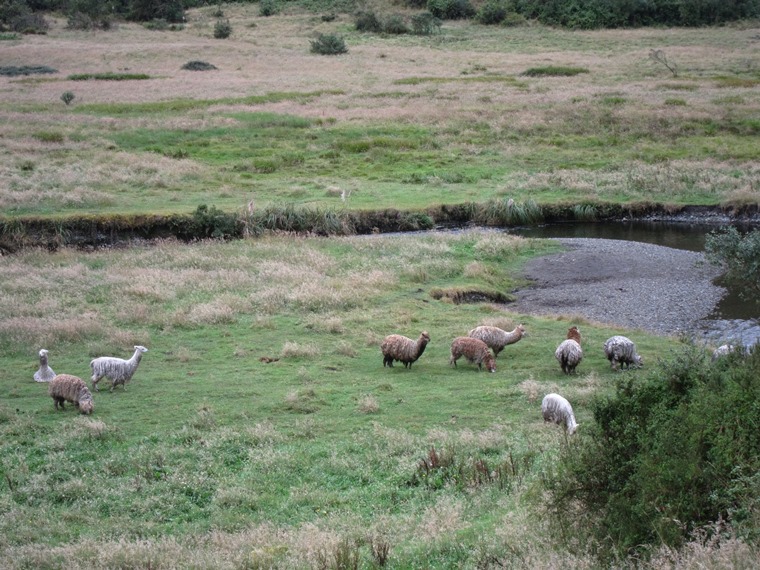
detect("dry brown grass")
(3, 8), (757, 213)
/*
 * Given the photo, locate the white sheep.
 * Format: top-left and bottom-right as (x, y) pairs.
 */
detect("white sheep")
(381, 332), (430, 369)
(541, 393), (578, 435)
(711, 344), (735, 361)
(555, 339), (583, 375)
(603, 335), (643, 370)
(91, 345), (148, 392)
(33, 348), (56, 383)
(467, 324), (526, 358)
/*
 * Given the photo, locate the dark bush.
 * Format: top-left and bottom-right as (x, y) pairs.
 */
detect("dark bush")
(128, 0), (185, 23)
(181, 60), (218, 71)
(383, 13), (409, 34)
(427, 0), (476, 20)
(310, 33), (347, 55)
(545, 345), (760, 558)
(411, 11), (441, 34)
(0, 0), (49, 33)
(190, 204), (243, 240)
(259, 0), (278, 17)
(355, 10), (382, 32)
(477, 0), (510, 24)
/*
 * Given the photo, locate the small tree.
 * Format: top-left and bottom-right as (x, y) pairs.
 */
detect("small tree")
(60, 91), (75, 105)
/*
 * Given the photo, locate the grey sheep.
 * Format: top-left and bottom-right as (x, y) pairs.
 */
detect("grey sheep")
(91, 345), (148, 392)
(541, 393), (578, 435)
(467, 323), (526, 358)
(555, 339), (583, 375)
(381, 332), (430, 368)
(49, 374), (94, 414)
(449, 337), (496, 372)
(603, 335), (643, 370)
(33, 348), (56, 383)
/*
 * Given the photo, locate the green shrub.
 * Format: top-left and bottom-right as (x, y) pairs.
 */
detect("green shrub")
(411, 11), (441, 34)
(190, 204), (242, 240)
(310, 33), (347, 55)
(128, 0), (185, 23)
(477, 0), (510, 24)
(66, 0), (112, 30)
(545, 345), (760, 558)
(501, 11), (526, 25)
(705, 226), (760, 303)
(355, 10), (382, 32)
(60, 91), (75, 105)
(213, 18), (231, 38)
(259, 0), (278, 17)
(427, 0), (476, 20)
(68, 73), (151, 80)
(383, 13), (409, 34)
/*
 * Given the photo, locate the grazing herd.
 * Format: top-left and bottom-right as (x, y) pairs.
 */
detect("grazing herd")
(381, 323), (647, 435)
(33, 345), (149, 415)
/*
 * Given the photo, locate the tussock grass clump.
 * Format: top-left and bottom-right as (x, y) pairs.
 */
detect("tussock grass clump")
(68, 73), (151, 81)
(181, 60), (217, 71)
(475, 198), (544, 226)
(523, 66), (589, 77)
(0, 65), (58, 77)
(573, 204), (597, 221)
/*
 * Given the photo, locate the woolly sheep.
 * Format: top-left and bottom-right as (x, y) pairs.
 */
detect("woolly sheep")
(381, 332), (430, 369)
(711, 344), (735, 361)
(603, 335), (643, 370)
(33, 348), (56, 383)
(541, 393), (578, 435)
(467, 323), (526, 358)
(91, 345), (148, 392)
(49, 374), (94, 414)
(555, 339), (583, 375)
(449, 337), (496, 372)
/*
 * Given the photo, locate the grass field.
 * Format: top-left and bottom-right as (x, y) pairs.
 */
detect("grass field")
(1, 5), (759, 217)
(2, 4), (759, 568)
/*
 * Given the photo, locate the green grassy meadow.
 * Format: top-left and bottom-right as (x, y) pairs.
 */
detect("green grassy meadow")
(2, 4), (759, 568)
(1, 231), (685, 568)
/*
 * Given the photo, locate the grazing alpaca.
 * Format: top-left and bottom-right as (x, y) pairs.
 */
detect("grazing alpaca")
(91, 345), (148, 392)
(467, 324), (526, 358)
(556, 327), (583, 375)
(381, 332), (430, 369)
(49, 374), (94, 415)
(449, 337), (496, 372)
(33, 349), (56, 383)
(603, 335), (643, 370)
(541, 393), (578, 435)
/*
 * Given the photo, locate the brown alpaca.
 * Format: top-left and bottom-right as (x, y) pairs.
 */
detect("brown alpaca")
(449, 337), (496, 372)
(381, 331), (430, 369)
(48, 374), (94, 414)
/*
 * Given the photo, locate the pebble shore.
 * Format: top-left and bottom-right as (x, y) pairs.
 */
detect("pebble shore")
(510, 238), (727, 336)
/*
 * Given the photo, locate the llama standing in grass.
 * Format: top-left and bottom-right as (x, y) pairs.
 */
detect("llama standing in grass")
(467, 323), (526, 358)
(541, 393), (578, 435)
(555, 326), (583, 375)
(33, 349), (56, 383)
(381, 332), (430, 369)
(449, 337), (496, 372)
(91, 345), (148, 392)
(603, 335), (643, 370)
(49, 374), (94, 414)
